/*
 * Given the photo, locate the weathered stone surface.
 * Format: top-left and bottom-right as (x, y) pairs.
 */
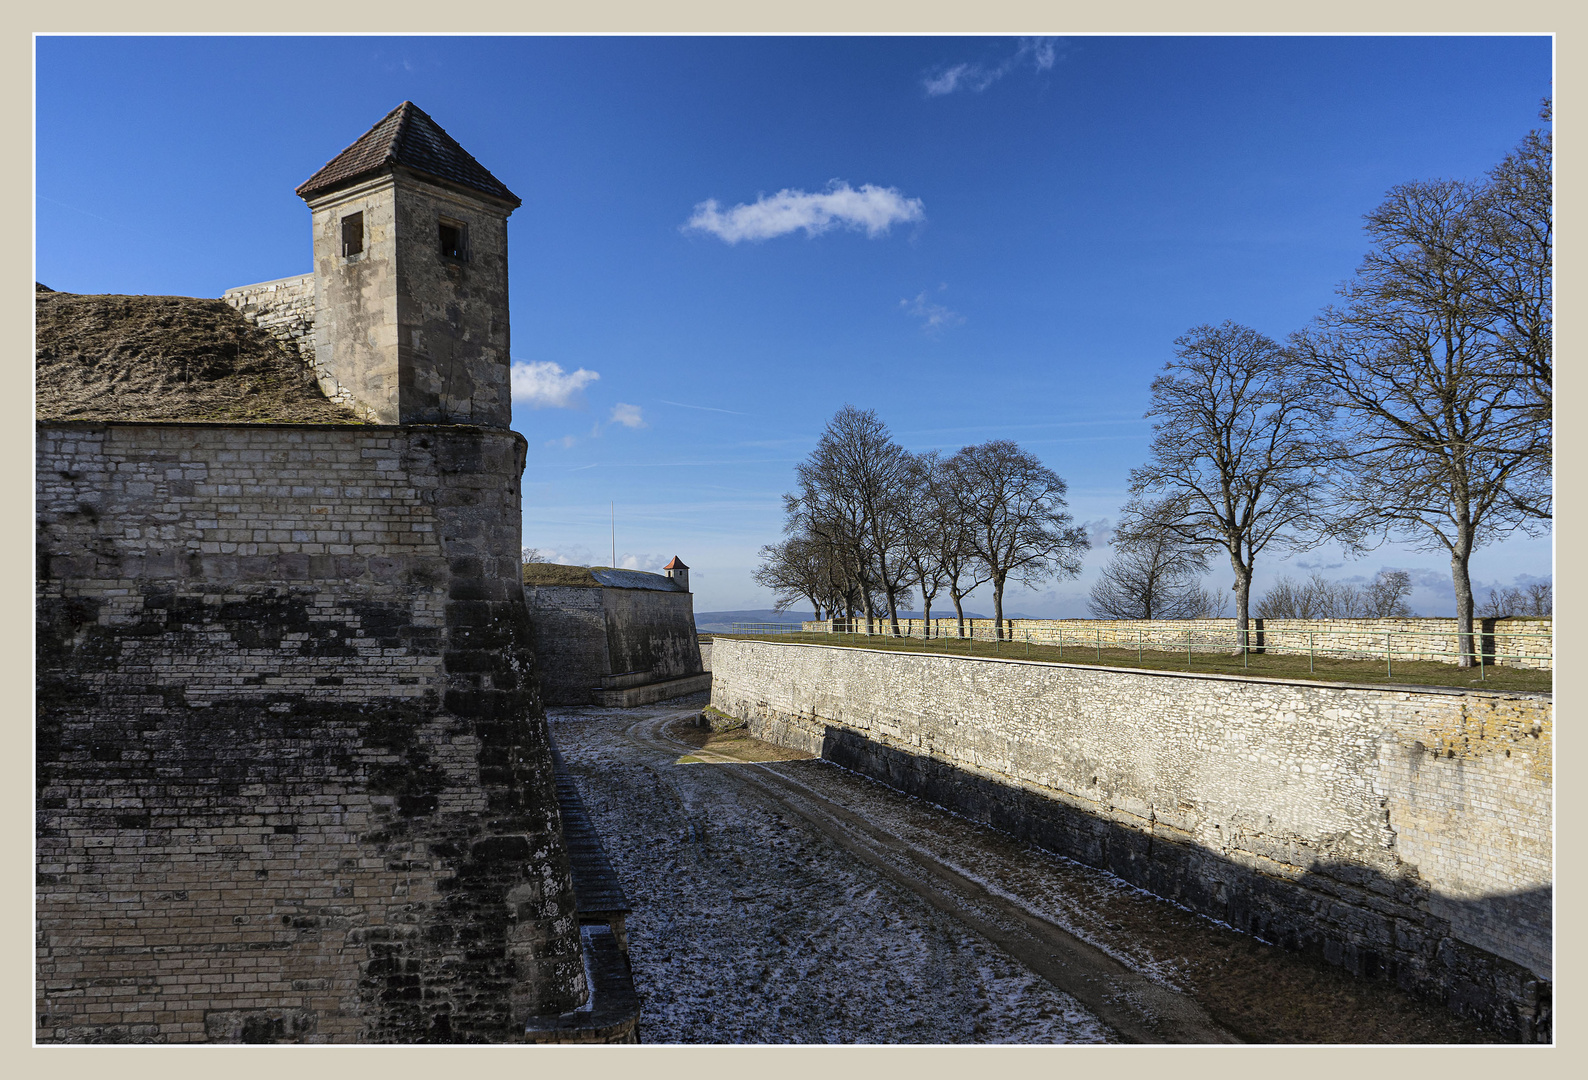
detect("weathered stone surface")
(36, 421), (586, 1043)
(223, 274), (318, 367)
(524, 582), (704, 706)
(302, 172), (515, 428)
(709, 639), (1552, 1041)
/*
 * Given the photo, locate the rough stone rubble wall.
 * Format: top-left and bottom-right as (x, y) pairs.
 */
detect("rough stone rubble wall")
(223, 275), (318, 365)
(802, 616), (1553, 670)
(36, 422), (586, 1043)
(710, 639), (1552, 1041)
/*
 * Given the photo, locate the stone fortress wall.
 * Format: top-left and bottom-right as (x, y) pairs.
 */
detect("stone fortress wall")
(523, 567), (706, 706)
(36, 101), (636, 1044)
(709, 638), (1553, 1041)
(803, 616), (1554, 670)
(36, 420), (589, 1042)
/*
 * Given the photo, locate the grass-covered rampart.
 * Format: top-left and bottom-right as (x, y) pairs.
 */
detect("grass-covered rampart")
(708, 631), (1551, 694)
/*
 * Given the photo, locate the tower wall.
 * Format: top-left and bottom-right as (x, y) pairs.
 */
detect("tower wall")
(308, 177), (402, 423)
(393, 179), (514, 428)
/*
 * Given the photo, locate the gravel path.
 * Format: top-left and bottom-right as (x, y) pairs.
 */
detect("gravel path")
(550, 696), (1502, 1045)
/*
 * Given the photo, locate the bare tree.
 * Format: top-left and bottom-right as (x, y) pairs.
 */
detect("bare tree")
(1126, 322), (1335, 648)
(1255, 573), (1363, 619)
(1480, 580), (1552, 617)
(521, 546), (547, 564)
(1470, 110), (1552, 448)
(944, 441), (1088, 639)
(1290, 178), (1542, 666)
(1256, 569), (1414, 619)
(786, 406), (913, 635)
(1359, 569), (1414, 617)
(897, 452), (952, 635)
(1088, 499), (1215, 619)
(753, 534), (832, 620)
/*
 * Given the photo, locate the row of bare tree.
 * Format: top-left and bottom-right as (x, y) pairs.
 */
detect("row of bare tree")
(755, 406), (1088, 639)
(1088, 109), (1549, 664)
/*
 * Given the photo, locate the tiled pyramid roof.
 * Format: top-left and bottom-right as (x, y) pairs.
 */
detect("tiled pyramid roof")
(295, 101), (521, 207)
(664, 556), (689, 570)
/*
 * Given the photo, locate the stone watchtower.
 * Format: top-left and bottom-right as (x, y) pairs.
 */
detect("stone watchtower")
(663, 556), (690, 592)
(295, 102), (520, 426)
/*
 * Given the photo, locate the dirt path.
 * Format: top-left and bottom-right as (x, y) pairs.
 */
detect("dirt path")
(550, 698), (1502, 1044)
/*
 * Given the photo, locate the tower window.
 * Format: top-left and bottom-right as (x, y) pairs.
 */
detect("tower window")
(341, 212), (364, 258)
(439, 219), (468, 261)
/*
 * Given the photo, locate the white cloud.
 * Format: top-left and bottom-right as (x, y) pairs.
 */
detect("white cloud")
(617, 552), (666, 572)
(924, 37), (1061, 96)
(610, 403), (646, 429)
(511, 360), (600, 408)
(1080, 518), (1113, 548)
(545, 434), (578, 449)
(900, 287), (965, 334)
(684, 180), (924, 244)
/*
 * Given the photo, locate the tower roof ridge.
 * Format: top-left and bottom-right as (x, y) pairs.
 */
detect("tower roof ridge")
(295, 101), (521, 207)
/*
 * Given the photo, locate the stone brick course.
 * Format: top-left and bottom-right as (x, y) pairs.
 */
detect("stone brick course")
(710, 639), (1552, 1041)
(37, 421), (586, 1042)
(223, 274), (318, 366)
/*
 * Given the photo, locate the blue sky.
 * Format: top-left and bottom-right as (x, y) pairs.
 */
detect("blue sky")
(36, 35), (1553, 616)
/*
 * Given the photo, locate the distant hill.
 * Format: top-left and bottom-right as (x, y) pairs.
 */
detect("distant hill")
(695, 609), (809, 632)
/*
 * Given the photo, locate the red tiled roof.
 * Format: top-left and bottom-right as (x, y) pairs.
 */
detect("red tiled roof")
(295, 101), (521, 207)
(663, 557), (688, 570)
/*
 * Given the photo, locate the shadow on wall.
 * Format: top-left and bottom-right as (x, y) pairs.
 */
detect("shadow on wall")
(810, 724), (1551, 1043)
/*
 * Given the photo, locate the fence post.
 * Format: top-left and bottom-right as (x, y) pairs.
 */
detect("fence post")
(1386, 632), (1391, 677)
(1137, 629), (1143, 668)
(1309, 631), (1314, 674)
(1241, 625), (1247, 669)
(1186, 628), (1192, 670)
(1096, 629), (1101, 663)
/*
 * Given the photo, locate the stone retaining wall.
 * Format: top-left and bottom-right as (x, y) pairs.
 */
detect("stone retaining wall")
(710, 639), (1553, 1041)
(223, 274), (317, 365)
(802, 616), (1553, 670)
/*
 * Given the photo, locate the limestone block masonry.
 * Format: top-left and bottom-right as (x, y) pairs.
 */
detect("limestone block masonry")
(36, 421), (587, 1042)
(223, 275), (318, 367)
(710, 639), (1552, 1041)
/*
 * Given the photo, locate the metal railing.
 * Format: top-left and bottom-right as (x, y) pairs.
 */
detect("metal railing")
(723, 620), (1552, 677)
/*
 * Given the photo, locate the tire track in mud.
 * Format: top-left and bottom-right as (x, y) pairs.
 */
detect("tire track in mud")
(623, 708), (1240, 1045)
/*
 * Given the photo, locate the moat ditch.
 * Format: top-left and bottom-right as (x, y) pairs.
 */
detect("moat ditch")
(549, 696), (1504, 1044)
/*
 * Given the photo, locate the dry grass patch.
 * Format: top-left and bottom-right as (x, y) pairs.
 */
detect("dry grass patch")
(667, 719), (814, 764)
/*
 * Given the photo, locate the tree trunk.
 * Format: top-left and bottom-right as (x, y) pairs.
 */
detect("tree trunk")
(1452, 538), (1476, 668)
(1230, 551), (1253, 652)
(952, 592), (966, 638)
(922, 595), (933, 638)
(992, 576), (1006, 641)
